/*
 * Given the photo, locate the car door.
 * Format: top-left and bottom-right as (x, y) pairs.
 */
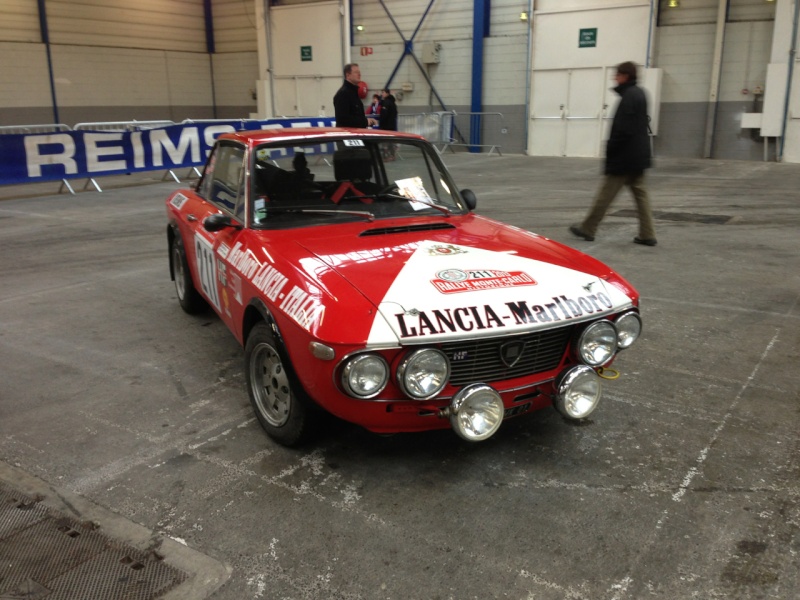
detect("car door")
(190, 141), (248, 326)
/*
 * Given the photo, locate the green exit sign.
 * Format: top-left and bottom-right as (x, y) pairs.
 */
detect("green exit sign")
(301, 46), (312, 61)
(579, 28), (597, 48)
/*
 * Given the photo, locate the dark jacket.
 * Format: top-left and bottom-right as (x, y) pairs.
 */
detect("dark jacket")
(605, 81), (651, 175)
(378, 94), (398, 131)
(333, 80), (368, 128)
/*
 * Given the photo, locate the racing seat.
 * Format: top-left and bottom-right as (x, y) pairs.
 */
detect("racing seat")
(331, 148), (379, 204)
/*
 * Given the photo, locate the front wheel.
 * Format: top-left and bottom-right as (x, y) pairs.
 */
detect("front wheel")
(245, 322), (319, 446)
(171, 233), (207, 314)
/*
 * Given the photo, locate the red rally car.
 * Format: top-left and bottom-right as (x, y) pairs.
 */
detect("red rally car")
(166, 128), (642, 446)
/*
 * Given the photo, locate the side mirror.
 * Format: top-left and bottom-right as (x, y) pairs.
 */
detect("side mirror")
(203, 213), (240, 232)
(460, 189), (477, 211)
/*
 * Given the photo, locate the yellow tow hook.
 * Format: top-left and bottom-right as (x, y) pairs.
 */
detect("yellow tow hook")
(597, 367), (620, 380)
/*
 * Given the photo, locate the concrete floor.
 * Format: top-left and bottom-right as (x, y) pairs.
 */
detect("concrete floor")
(1, 154), (798, 599)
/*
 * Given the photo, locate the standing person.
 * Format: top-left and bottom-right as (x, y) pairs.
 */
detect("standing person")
(378, 89), (398, 160)
(570, 61), (657, 246)
(366, 94), (381, 117)
(378, 89), (398, 132)
(333, 63), (376, 128)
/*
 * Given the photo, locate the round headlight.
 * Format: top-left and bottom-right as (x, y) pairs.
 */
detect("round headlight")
(577, 320), (618, 366)
(449, 384), (504, 442)
(397, 348), (450, 399)
(341, 354), (388, 398)
(615, 311), (642, 349)
(554, 365), (602, 420)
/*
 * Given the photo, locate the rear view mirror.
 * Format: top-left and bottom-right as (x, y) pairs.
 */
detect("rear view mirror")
(203, 213), (240, 232)
(460, 189), (477, 211)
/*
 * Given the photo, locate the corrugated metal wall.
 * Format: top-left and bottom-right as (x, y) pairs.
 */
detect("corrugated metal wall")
(350, 0), (530, 152)
(0, 0), (257, 125)
(655, 0), (776, 159)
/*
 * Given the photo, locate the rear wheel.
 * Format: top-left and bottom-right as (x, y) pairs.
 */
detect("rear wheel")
(171, 233), (207, 314)
(245, 322), (319, 446)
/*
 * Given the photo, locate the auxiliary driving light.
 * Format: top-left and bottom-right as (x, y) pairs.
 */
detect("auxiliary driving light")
(554, 365), (602, 420)
(448, 384), (504, 442)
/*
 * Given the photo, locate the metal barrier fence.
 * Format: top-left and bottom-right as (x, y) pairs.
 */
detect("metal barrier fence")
(0, 124), (72, 134)
(74, 120), (176, 132)
(441, 112), (505, 155)
(398, 112), (454, 148)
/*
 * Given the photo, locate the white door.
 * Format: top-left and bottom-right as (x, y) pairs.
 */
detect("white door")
(529, 67), (609, 157)
(270, 1), (344, 117)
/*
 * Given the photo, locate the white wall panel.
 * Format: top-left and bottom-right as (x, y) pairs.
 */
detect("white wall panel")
(351, 0), (529, 111)
(46, 0), (206, 52)
(484, 36), (529, 106)
(0, 0), (40, 43)
(213, 0), (257, 52)
(50, 46), (212, 108)
(653, 23), (715, 102)
(212, 52), (258, 107)
(166, 52), (214, 106)
(718, 21), (772, 101)
(658, 0), (718, 26)
(0, 42), (50, 107)
(532, 2), (651, 71)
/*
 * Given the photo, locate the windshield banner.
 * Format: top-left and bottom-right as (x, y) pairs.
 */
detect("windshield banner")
(0, 118), (335, 186)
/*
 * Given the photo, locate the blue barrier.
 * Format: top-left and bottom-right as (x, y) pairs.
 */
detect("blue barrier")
(0, 117), (336, 186)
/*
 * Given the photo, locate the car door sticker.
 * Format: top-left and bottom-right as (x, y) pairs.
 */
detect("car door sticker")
(194, 233), (222, 311)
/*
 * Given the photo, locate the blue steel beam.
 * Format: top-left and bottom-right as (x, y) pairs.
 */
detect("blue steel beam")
(378, 0), (449, 111)
(470, 0), (489, 151)
(37, 0), (59, 123)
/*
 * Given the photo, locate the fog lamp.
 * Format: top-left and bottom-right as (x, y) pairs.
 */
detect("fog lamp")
(554, 365), (602, 420)
(449, 384), (504, 442)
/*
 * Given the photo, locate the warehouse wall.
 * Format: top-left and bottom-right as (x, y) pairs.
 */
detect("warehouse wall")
(349, 0), (531, 153)
(0, 0), (258, 126)
(654, 0), (775, 160)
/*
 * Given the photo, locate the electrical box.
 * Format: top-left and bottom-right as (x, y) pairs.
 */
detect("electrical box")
(421, 42), (442, 64)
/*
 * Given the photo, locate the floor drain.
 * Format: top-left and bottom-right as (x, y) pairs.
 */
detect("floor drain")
(611, 209), (733, 224)
(0, 483), (187, 600)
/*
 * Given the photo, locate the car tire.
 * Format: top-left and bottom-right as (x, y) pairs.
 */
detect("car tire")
(245, 322), (319, 446)
(171, 233), (207, 314)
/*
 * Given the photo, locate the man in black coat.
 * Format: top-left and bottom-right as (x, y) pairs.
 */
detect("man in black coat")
(333, 63), (376, 128)
(378, 89), (398, 131)
(570, 61), (657, 246)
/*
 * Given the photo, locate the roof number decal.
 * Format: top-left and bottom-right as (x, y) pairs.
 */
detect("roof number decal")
(343, 139), (365, 147)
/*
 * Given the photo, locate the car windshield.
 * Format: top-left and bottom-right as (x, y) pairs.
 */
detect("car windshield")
(249, 137), (467, 228)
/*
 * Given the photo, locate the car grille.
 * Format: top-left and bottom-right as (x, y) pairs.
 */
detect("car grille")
(441, 325), (573, 386)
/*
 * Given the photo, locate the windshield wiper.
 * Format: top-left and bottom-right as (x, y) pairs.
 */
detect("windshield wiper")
(341, 193), (453, 217)
(265, 207), (375, 221)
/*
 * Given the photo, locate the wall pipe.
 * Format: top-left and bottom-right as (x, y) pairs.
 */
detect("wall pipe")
(37, 0), (59, 124)
(264, 0), (276, 118)
(523, 0), (533, 153)
(646, 0), (656, 68)
(778, 0), (800, 162)
(203, 0), (218, 118)
(703, 0), (729, 158)
(469, 0), (488, 152)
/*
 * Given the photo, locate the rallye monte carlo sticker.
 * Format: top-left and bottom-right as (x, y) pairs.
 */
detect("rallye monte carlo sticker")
(432, 269), (537, 294)
(366, 241), (633, 345)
